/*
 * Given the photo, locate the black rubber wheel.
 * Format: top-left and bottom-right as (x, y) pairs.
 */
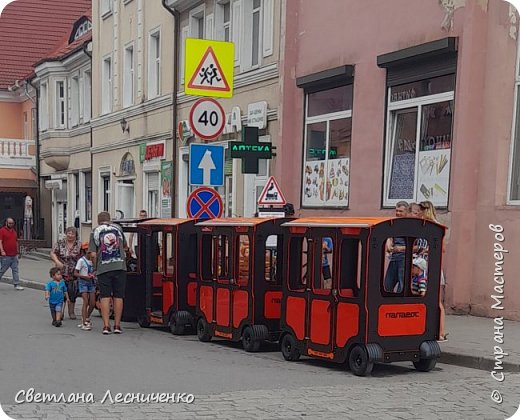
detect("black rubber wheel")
(413, 358), (437, 372)
(242, 326), (261, 352)
(281, 333), (301, 361)
(137, 314), (150, 328)
(348, 345), (374, 376)
(169, 313), (186, 335)
(197, 317), (212, 342)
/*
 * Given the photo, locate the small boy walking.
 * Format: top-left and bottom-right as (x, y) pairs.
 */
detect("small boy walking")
(75, 245), (96, 331)
(45, 267), (69, 327)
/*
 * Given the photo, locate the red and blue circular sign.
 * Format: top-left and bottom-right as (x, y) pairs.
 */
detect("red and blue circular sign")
(186, 187), (223, 219)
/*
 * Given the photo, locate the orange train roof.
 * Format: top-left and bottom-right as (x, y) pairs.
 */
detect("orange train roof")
(196, 217), (282, 227)
(282, 217), (396, 228)
(138, 218), (195, 227)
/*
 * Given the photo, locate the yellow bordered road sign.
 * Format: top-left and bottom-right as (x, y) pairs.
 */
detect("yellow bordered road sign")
(185, 38), (234, 98)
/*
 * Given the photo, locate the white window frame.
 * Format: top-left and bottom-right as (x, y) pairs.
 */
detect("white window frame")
(148, 29), (161, 99)
(102, 56), (112, 114)
(99, 168), (112, 213)
(40, 82), (49, 131)
(55, 79), (66, 129)
(232, 0), (241, 65)
(216, 1), (232, 42)
(123, 43), (135, 108)
(507, 36), (520, 205)
(143, 171), (160, 217)
(240, 0), (263, 71)
(83, 70), (91, 122)
(189, 4), (205, 39)
(115, 179), (135, 220)
(79, 171), (92, 223)
(100, 0), (112, 18)
(180, 26), (189, 86)
(383, 90), (455, 208)
(70, 74), (80, 128)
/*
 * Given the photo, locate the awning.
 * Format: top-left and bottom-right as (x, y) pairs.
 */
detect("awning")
(0, 178), (37, 189)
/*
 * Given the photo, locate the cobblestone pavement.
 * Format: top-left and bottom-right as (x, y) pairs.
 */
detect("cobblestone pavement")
(3, 368), (519, 420)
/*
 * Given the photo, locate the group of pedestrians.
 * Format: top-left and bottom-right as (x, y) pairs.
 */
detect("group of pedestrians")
(384, 200), (448, 341)
(45, 211), (129, 334)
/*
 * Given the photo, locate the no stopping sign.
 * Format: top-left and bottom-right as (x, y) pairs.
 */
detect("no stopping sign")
(189, 98), (226, 140)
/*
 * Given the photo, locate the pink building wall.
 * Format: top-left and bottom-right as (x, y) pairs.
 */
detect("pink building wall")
(278, 0), (519, 319)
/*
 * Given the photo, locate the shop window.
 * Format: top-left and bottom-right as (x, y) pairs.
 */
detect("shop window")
(379, 38), (457, 208)
(288, 237), (310, 291)
(302, 84), (353, 207)
(237, 235), (249, 286)
(339, 238), (361, 297)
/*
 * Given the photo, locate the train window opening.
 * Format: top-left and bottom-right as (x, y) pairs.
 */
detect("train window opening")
(237, 235), (250, 286)
(200, 235), (213, 282)
(339, 238), (361, 297)
(265, 235), (281, 285)
(165, 232), (175, 277)
(151, 232), (162, 273)
(216, 234), (230, 280)
(288, 236), (310, 291)
(313, 236), (336, 290)
(411, 238), (429, 297)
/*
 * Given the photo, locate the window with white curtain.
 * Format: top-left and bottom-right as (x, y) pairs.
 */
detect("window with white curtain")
(70, 75), (80, 127)
(83, 70), (91, 122)
(55, 80), (66, 129)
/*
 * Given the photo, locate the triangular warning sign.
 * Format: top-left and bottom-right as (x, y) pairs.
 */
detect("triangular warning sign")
(188, 47), (230, 92)
(258, 176), (287, 206)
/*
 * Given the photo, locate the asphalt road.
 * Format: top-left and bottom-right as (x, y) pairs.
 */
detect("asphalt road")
(0, 283), (518, 419)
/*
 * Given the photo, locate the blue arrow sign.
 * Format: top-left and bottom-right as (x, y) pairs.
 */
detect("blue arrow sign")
(189, 144), (225, 186)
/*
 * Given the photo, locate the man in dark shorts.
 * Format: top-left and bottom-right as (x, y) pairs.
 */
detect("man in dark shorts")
(89, 212), (128, 335)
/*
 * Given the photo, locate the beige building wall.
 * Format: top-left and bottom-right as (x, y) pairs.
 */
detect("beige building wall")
(92, 0), (176, 222)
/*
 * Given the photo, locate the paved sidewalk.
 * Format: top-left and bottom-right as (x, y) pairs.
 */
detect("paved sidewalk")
(1, 255), (519, 373)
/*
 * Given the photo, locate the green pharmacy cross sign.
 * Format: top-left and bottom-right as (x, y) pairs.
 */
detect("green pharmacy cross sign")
(230, 126), (273, 174)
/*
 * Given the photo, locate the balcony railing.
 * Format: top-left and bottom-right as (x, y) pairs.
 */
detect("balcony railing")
(0, 139), (35, 167)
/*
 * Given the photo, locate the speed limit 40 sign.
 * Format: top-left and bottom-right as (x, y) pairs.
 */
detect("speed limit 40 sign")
(189, 98), (226, 140)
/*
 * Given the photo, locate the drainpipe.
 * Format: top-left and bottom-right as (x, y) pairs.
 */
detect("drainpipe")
(26, 78), (40, 239)
(161, 0), (180, 217)
(83, 40), (93, 236)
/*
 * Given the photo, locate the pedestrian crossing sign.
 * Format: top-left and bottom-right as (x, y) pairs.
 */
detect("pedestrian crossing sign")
(185, 38), (234, 98)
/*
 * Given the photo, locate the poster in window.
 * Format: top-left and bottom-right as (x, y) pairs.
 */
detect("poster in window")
(302, 158), (349, 206)
(389, 153), (415, 200)
(417, 149), (450, 207)
(161, 160), (173, 217)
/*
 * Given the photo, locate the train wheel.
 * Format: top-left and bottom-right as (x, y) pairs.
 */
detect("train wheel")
(197, 318), (212, 342)
(169, 312), (185, 335)
(137, 314), (150, 328)
(281, 333), (301, 361)
(242, 326), (261, 352)
(413, 358), (437, 372)
(348, 345), (374, 376)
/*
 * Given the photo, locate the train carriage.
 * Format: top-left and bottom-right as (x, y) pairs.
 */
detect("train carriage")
(135, 218), (199, 334)
(195, 217), (288, 351)
(279, 217), (446, 376)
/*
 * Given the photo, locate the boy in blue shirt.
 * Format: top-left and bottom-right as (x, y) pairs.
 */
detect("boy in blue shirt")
(45, 267), (69, 327)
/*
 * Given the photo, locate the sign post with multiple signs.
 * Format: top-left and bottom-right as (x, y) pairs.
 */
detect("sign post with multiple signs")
(185, 38), (234, 98)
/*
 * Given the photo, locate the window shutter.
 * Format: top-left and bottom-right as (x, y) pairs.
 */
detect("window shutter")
(148, 172), (160, 190)
(262, 0), (273, 57)
(232, 0), (241, 65)
(206, 13), (214, 40)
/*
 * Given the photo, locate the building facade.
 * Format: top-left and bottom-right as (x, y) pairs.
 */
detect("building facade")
(90, 0), (176, 226)
(278, 0), (520, 319)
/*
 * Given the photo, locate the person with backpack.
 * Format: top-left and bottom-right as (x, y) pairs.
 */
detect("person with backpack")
(88, 212), (128, 335)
